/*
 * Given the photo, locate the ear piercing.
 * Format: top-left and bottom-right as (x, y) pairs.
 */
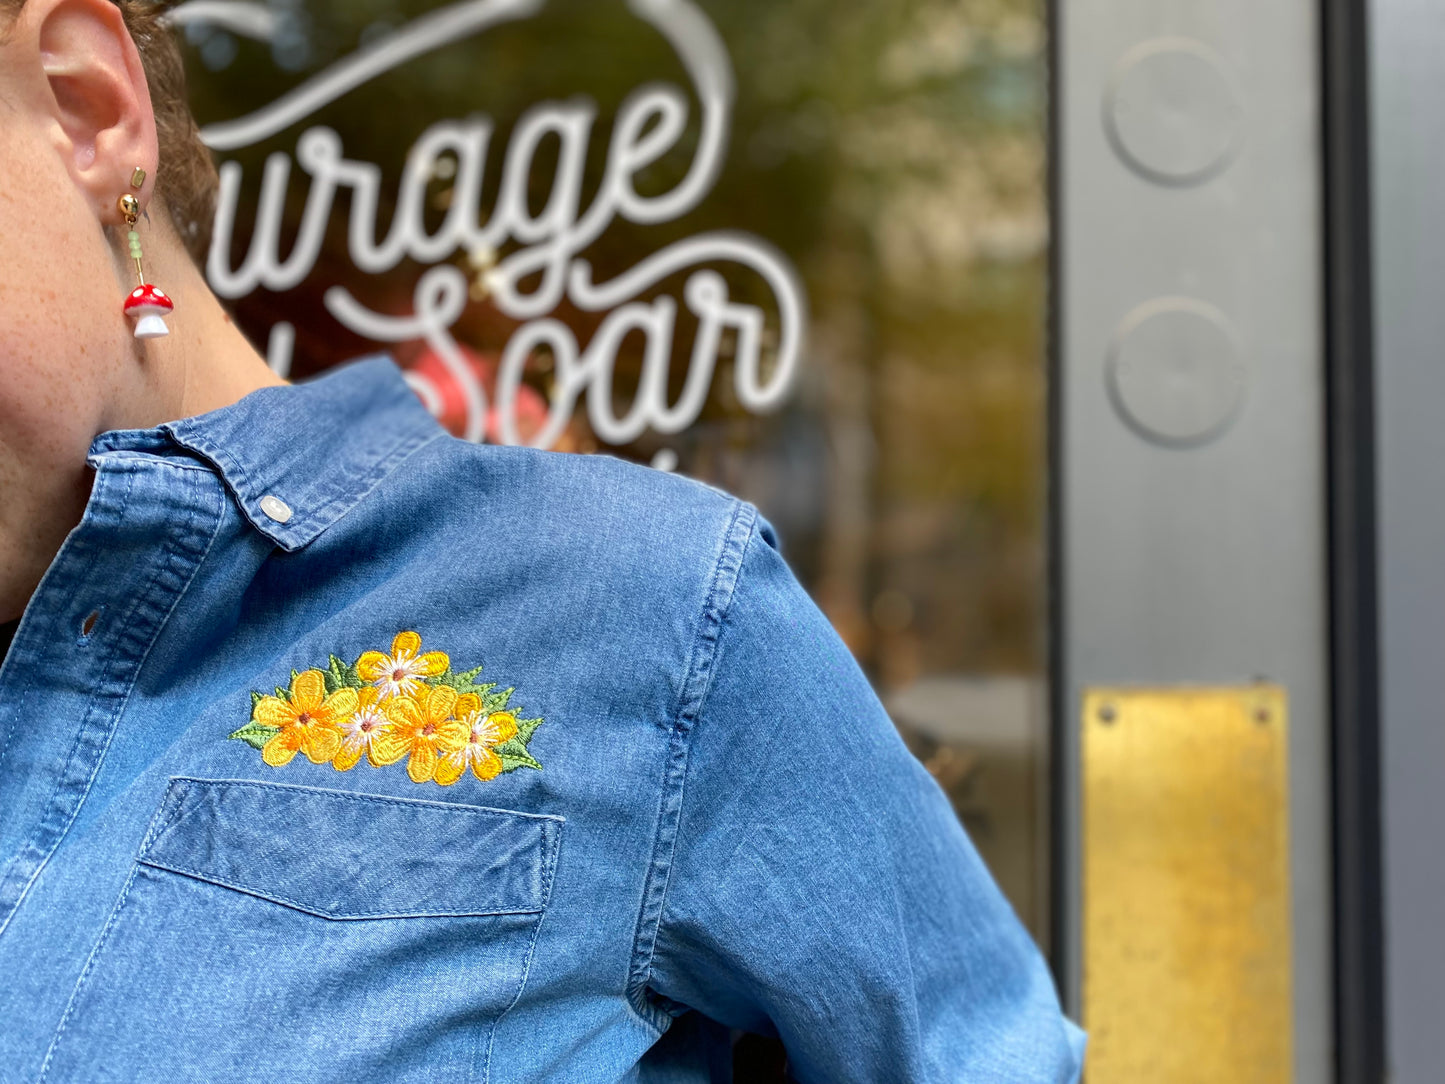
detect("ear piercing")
(118, 167), (174, 339)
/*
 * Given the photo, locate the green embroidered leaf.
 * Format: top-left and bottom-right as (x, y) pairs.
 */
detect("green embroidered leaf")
(489, 717), (545, 772)
(498, 748), (543, 773)
(483, 687), (514, 713)
(274, 686), (290, 701)
(434, 665), (496, 699)
(325, 654), (362, 695)
(493, 736), (525, 758)
(250, 690), (264, 710)
(230, 720), (281, 751)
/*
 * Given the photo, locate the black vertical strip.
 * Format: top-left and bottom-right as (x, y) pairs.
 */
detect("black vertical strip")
(1321, 0), (1385, 1080)
(1043, 0), (1070, 1004)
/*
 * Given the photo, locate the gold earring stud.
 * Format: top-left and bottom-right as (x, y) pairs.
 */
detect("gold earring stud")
(130, 166), (146, 189)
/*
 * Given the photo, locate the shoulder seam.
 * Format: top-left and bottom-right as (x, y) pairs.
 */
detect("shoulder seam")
(673, 500), (758, 734)
(623, 498), (759, 1028)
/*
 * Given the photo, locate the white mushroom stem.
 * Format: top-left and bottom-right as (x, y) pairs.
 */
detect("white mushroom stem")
(134, 315), (171, 339)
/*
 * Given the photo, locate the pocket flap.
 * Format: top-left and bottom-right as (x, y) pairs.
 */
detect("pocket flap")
(138, 778), (562, 919)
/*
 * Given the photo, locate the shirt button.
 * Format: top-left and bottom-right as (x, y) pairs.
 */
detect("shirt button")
(259, 496), (294, 524)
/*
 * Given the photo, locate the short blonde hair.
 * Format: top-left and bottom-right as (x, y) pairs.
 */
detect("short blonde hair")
(1, 0), (217, 265)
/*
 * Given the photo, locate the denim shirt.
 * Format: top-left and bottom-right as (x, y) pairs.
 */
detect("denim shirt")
(0, 359), (1084, 1083)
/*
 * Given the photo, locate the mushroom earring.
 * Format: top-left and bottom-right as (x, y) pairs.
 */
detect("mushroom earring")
(117, 168), (174, 339)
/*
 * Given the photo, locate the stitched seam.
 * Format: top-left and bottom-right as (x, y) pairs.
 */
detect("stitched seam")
(177, 425), (445, 550)
(134, 859), (545, 920)
(158, 777), (565, 824)
(0, 467), (143, 935)
(141, 782), (194, 858)
(294, 428), (446, 536)
(674, 505), (760, 732)
(185, 437), (258, 514)
(259, 426), (444, 546)
(0, 476), (225, 938)
(88, 455), (214, 475)
(0, 463), (130, 785)
(38, 862), (143, 1081)
(483, 819), (562, 1084)
(138, 779), (560, 921)
(624, 501), (757, 1028)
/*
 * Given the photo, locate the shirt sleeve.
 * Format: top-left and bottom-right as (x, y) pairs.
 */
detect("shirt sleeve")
(643, 509), (1086, 1082)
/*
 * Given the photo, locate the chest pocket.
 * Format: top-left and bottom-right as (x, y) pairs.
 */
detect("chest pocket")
(43, 778), (562, 1084)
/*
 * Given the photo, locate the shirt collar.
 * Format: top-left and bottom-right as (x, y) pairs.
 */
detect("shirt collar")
(89, 356), (446, 552)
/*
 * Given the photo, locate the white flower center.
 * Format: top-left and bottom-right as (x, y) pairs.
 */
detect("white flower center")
(374, 649), (428, 699)
(342, 707), (388, 748)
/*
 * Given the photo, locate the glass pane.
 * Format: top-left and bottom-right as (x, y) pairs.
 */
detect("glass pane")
(180, 0), (1049, 942)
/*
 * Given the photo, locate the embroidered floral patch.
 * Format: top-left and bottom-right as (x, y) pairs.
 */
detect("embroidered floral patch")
(229, 631), (544, 786)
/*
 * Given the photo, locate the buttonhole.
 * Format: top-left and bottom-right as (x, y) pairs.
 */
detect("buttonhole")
(78, 607), (104, 644)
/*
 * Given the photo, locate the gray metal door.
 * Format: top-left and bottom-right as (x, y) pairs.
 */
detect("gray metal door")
(1054, 1), (1332, 1078)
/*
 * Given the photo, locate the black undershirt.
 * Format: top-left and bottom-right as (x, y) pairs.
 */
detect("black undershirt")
(0, 619), (18, 668)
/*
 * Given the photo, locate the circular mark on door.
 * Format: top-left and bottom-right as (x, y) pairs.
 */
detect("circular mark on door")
(1105, 38), (1242, 186)
(1107, 298), (1246, 447)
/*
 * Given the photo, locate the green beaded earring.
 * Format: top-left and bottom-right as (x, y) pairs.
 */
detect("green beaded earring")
(117, 167), (174, 339)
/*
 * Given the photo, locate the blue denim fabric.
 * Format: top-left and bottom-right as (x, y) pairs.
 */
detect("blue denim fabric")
(0, 358), (1084, 1083)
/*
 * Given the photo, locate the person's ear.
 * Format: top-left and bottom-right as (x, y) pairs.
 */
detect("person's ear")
(28, 0), (157, 219)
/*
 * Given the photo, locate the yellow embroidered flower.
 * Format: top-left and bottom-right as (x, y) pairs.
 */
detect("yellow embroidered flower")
(254, 669), (358, 768)
(372, 684), (469, 784)
(356, 630), (449, 701)
(333, 686), (392, 772)
(435, 696), (519, 786)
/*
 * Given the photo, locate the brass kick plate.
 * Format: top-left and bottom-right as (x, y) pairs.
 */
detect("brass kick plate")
(1082, 687), (1292, 1082)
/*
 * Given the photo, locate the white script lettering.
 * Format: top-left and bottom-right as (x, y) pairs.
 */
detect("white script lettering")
(191, 0), (807, 448)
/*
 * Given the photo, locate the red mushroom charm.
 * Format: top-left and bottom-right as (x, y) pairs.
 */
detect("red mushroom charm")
(123, 284), (174, 339)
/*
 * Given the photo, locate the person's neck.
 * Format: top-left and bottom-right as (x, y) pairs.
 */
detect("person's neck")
(105, 231), (288, 430)
(0, 235), (287, 623)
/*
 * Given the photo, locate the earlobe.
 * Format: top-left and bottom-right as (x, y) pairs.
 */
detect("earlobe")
(32, 0), (157, 218)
